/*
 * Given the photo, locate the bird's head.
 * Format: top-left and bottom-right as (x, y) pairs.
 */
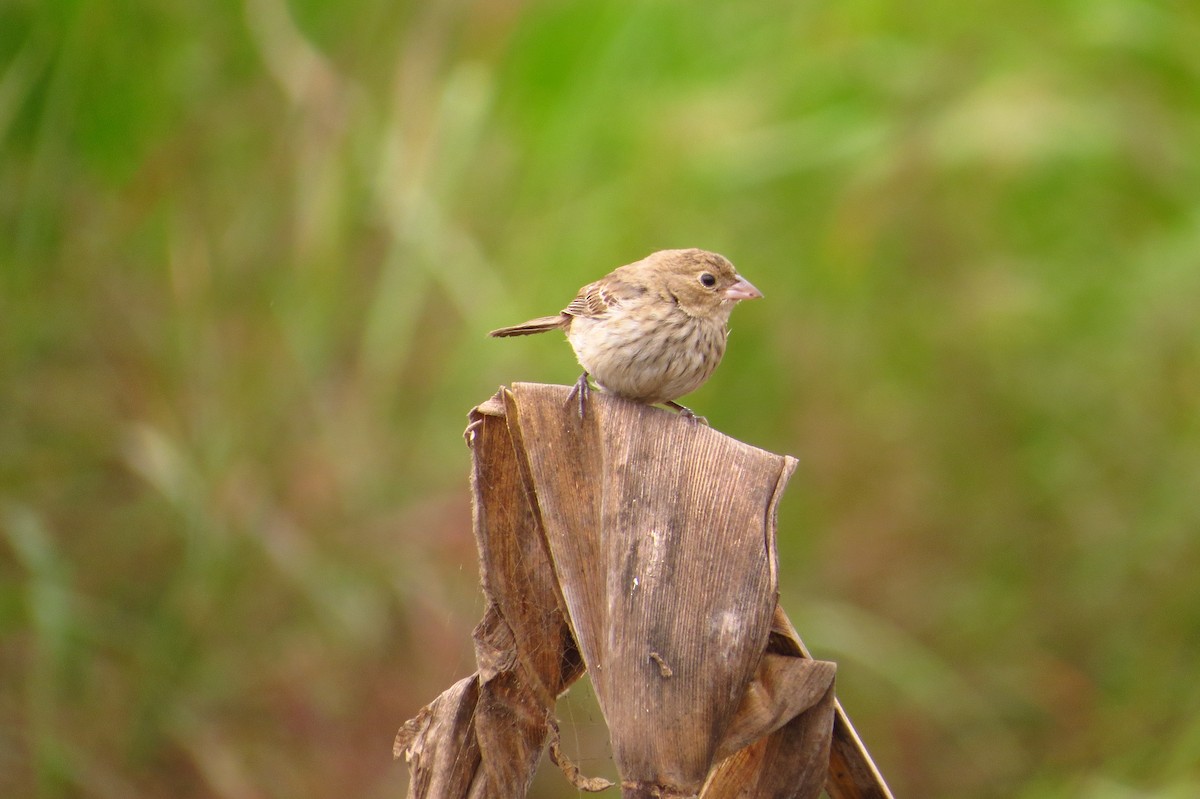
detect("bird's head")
(648, 248), (762, 319)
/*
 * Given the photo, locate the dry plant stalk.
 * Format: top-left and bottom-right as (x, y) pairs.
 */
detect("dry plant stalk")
(396, 383), (893, 799)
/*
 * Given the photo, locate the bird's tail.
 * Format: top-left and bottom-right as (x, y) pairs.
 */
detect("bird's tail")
(488, 315), (565, 337)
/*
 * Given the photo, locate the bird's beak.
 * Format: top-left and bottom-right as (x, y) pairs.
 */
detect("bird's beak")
(724, 276), (763, 301)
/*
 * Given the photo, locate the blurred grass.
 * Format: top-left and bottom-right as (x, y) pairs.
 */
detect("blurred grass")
(2, 0), (1199, 797)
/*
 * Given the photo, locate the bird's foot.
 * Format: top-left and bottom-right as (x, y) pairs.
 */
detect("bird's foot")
(667, 400), (708, 426)
(566, 372), (591, 419)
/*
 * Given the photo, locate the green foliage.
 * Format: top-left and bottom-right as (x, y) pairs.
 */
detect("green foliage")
(3, 1), (1200, 796)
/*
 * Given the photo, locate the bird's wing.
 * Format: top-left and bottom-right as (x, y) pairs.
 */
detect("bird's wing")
(563, 280), (619, 318)
(562, 268), (653, 318)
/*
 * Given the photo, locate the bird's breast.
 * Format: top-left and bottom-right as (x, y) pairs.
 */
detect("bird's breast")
(566, 307), (727, 404)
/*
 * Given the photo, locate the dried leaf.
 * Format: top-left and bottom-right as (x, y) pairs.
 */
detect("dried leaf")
(504, 383), (800, 796)
(398, 385), (893, 799)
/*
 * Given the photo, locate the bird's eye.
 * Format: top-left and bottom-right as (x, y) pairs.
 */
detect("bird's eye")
(699, 272), (717, 288)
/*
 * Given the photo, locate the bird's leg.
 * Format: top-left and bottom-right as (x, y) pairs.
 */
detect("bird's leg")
(666, 400), (708, 426)
(566, 372), (591, 419)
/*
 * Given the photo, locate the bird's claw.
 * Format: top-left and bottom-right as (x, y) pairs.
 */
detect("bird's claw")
(668, 401), (708, 426)
(566, 372), (591, 419)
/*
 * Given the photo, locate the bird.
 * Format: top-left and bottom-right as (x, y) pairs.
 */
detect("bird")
(489, 248), (762, 422)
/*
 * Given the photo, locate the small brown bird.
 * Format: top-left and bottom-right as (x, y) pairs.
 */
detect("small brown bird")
(489, 248), (762, 420)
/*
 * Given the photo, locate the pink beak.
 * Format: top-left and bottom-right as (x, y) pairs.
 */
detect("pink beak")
(724, 276), (763, 301)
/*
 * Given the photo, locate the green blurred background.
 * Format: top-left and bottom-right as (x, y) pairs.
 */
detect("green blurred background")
(3, 0), (1200, 796)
